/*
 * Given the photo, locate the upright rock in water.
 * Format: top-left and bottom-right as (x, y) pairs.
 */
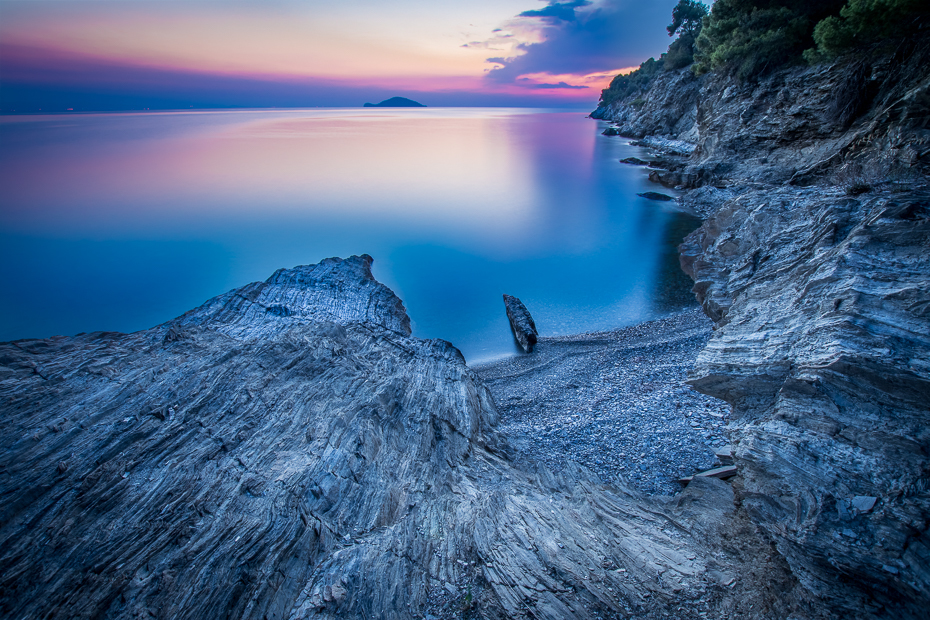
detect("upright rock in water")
(503, 294), (538, 353)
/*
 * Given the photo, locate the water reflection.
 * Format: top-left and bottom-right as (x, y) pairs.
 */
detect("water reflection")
(0, 108), (699, 361)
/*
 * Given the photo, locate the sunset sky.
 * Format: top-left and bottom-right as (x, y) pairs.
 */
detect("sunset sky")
(0, 0), (678, 110)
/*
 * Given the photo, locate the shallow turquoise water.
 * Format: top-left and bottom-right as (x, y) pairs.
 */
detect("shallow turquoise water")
(0, 108), (698, 361)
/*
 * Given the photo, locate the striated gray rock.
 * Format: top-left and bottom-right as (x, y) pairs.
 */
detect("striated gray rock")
(598, 43), (930, 188)
(598, 37), (930, 619)
(0, 255), (789, 620)
(503, 294), (538, 353)
(597, 68), (701, 143)
(173, 254), (411, 339)
(680, 186), (930, 618)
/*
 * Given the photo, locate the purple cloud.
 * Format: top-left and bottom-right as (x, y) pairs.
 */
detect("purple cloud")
(518, 0), (593, 23)
(485, 0), (676, 85)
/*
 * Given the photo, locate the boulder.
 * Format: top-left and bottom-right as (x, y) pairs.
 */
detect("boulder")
(683, 186), (930, 617)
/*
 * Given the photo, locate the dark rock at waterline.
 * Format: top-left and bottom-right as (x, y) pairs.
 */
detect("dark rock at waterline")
(602, 126), (621, 136)
(619, 157), (649, 165)
(503, 294), (538, 353)
(637, 191), (674, 202)
(649, 169), (701, 189)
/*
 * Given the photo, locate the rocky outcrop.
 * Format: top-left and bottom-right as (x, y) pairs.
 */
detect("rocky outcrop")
(593, 68), (701, 144)
(503, 294), (538, 353)
(681, 186), (930, 617)
(0, 255), (791, 620)
(598, 38), (930, 619)
(598, 41), (930, 190)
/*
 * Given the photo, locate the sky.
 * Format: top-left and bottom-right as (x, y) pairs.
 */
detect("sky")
(0, 0), (679, 111)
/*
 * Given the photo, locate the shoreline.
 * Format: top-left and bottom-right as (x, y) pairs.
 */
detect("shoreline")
(473, 307), (731, 496)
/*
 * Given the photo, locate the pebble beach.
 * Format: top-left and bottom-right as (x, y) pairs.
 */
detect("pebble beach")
(474, 307), (731, 495)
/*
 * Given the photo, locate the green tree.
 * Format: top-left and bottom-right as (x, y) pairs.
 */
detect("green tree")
(693, 0), (845, 79)
(664, 0), (709, 69)
(809, 0), (930, 60)
(597, 57), (665, 107)
(668, 0), (709, 38)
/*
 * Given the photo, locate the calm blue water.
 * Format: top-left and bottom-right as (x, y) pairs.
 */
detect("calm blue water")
(0, 108), (698, 362)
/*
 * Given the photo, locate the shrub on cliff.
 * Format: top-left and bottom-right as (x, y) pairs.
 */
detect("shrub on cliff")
(807, 0), (930, 60)
(693, 0), (845, 79)
(598, 57), (665, 108)
(597, 1), (706, 107)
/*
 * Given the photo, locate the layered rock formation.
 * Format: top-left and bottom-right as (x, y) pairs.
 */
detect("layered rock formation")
(596, 40), (930, 188)
(597, 40), (930, 619)
(0, 255), (796, 619)
(682, 186), (930, 618)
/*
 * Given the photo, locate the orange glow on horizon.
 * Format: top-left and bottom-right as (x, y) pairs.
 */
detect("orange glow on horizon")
(0, 3), (523, 82)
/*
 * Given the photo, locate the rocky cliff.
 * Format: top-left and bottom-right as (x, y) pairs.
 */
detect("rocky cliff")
(0, 256), (807, 619)
(595, 40), (930, 189)
(597, 43), (930, 618)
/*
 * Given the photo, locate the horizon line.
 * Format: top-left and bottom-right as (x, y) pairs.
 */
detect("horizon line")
(0, 103), (598, 116)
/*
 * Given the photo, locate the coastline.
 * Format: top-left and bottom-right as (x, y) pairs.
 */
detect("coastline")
(591, 41), (930, 616)
(0, 255), (821, 620)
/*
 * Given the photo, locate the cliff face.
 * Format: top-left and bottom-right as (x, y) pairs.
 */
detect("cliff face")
(600, 46), (930, 618)
(597, 42), (930, 189)
(0, 256), (800, 619)
(682, 187), (930, 617)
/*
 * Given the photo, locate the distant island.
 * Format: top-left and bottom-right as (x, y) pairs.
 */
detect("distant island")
(363, 97), (425, 108)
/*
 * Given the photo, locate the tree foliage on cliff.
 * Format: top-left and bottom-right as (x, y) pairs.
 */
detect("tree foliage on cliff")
(808, 0), (930, 60)
(598, 57), (665, 108)
(597, 0), (929, 109)
(665, 0), (709, 70)
(692, 0), (845, 79)
(597, 1), (706, 108)
(668, 0), (708, 39)
(694, 0), (929, 78)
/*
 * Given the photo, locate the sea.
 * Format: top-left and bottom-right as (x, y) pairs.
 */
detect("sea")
(0, 107), (699, 362)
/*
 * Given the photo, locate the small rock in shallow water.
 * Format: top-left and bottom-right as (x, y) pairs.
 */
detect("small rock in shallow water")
(637, 191), (674, 202)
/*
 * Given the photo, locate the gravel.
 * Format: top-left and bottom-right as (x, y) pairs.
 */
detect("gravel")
(473, 308), (730, 496)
